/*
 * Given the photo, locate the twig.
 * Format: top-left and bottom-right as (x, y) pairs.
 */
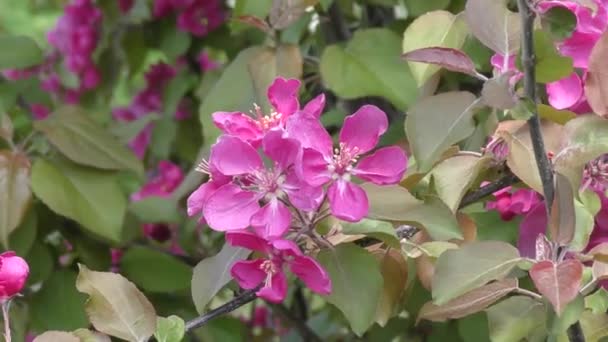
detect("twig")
(459, 172), (520, 208)
(269, 303), (322, 342)
(184, 288), (259, 332)
(514, 288), (542, 300)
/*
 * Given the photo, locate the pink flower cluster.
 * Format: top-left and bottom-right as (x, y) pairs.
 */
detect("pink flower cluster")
(113, 62), (191, 159)
(132, 160), (185, 244)
(46, 0), (103, 97)
(487, 186), (541, 221)
(187, 77), (408, 302)
(153, 0), (225, 37)
(0, 252), (29, 301)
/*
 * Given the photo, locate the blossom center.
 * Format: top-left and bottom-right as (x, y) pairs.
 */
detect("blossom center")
(583, 154), (608, 191)
(260, 259), (279, 287)
(246, 167), (286, 197)
(251, 104), (283, 131)
(328, 142), (359, 180)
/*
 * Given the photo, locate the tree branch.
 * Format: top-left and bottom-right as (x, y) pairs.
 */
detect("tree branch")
(184, 288), (259, 332)
(459, 172), (519, 209)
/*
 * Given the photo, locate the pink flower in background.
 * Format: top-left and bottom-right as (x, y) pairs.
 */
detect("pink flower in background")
(0, 252), (29, 301)
(177, 0), (225, 36)
(213, 77), (326, 147)
(200, 131), (322, 238)
(198, 51), (220, 72)
(118, 0), (135, 13)
(546, 73), (584, 110)
(487, 186), (541, 221)
(287, 105), (407, 222)
(132, 160), (184, 201)
(30, 104), (50, 120)
(227, 231), (331, 303)
(582, 154), (608, 192)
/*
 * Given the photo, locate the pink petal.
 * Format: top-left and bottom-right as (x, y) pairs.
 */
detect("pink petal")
(285, 112), (333, 155)
(212, 111), (263, 146)
(267, 77), (300, 117)
(353, 146), (408, 185)
(301, 94), (325, 118)
(256, 271), (288, 303)
(558, 31), (600, 69)
(262, 130), (300, 171)
(300, 148), (332, 187)
(187, 181), (222, 217)
(290, 255), (331, 295)
(210, 135), (262, 176)
(574, 1), (608, 35)
(203, 183), (260, 231)
(327, 180), (368, 222)
(283, 169), (325, 211)
(490, 54), (517, 74)
(231, 259), (266, 289)
(129, 124), (153, 160)
(271, 239), (303, 257)
(518, 202), (548, 259)
(251, 199), (291, 239)
(225, 231), (270, 253)
(510, 189), (541, 214)
(340, 105), (388, 154)
(546, 73), (583, 110)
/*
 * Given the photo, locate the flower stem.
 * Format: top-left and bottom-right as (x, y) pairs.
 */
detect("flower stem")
(2, 301), (11, 342)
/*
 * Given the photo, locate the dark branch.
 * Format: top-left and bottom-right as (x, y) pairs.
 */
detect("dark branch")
(184, 289), (259, 332)
(567, 321), (586, 342)
(269, 303), (323, 342)
(459, 172), (520, 209)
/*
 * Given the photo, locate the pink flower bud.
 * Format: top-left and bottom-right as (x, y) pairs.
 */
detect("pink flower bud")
(0, 252), (29, 301)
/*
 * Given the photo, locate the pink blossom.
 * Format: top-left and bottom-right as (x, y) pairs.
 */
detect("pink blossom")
(582, 154), (608, 192)
(212, 77), (326, 147)
(118, 0), (135, 13)
(0, 252), (29, 301)
(199, 131), (322, 238)
(30, 104), (51, 120)
(177, 0), (225, 37)
(131, 160), (184, 201)
(227, 231), (331, 303)
(287, 106), (407, 222)
(518, 202), (547, 258)
(487, 187), (541, 221)
(142, 223), (173, 242)
(546, 73), (584, 109)
(198, 51), (220, 72)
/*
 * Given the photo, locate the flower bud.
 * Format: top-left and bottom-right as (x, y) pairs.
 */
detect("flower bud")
(0, 252), (29, 301)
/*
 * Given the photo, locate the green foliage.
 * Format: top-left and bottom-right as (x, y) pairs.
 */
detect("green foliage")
(154, 316), (186, 342)
(0, 35), (43, 69)
(120, 246), (192, 293)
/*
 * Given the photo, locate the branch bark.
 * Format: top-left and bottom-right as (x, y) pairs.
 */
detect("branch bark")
(184, 288), (259, 332)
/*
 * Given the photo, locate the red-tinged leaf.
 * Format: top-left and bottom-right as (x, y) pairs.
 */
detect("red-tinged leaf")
(529, 259), (583, 315)
(535, 234), (552, 261)
(269, 0), (315, 30)
(584, 30), (608, 117)
(373, 248), (408, 326)
(417, 278), (518, 323)
(234, 15), (273, 34)
(0, 150), (32, 248)
(549, 173), (575, 245)
(401, 47), (478, 77)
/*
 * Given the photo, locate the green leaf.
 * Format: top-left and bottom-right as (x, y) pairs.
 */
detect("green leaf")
(321, 28), (418, 111)
(30, 158), (127, 243)
(32, 331), (80, 342)
(76, 264), (157, 342)
(548, 295), (585, 337)
(109, 114), (159, 145)
(154, 316), (186, 342)
(402, 11), (469, 86)
(403, 0), (450, 17)
(192, 243), (251, 313)
(531, 30), (574, 83)
(129, 197), (181, 224)
(542, 6), (577, 40)
(585, 288), (608, 314)
(431, 154), (492, 212)
(570, 190), (600, 251)
(405, 91), (478, 172)
(580, 310), (608, 341)
(34, 106), (143, 176)
(362, 183), (462, 240)
(232, 0), (273, 32)
(8, 207), (36, 256)
(341, 219), (400, 248)
(26, 241), (53, 285)
(317, 244), (383, 336)
(0, 151), (31, 248)
(199, 45), (302, 147)
(72, 329), (112, 341)
(160, 26), (190, 62)
(120, 246), (192, 293)
(485, 296), (546, 342)
(121, 26), (146, 77)
(555, 115), (608, 194)
(464, 0), (521, 55)
(30, 270), (88, 332)
(432, 241), (521, 305)
(538, 103), (576, 125)
(372, 249), (408, 326)
(0, 34), (43, 69)
(150, 117), (177, 160)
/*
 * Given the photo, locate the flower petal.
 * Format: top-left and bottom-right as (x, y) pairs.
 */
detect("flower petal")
(271, 239), (303, 257)
(231, 259), (266, 289)
(285, 112), (333, 156)
(212, 111), (263, 146)
(559, 31), (599, 69)
(210, 135), (262, 176)
(290, 255), (331, 295)
(340, 105), (388, 154)
(225, 231), (269, 253)
(283, 169), (325, 211)
(203, 183), (260, 231)
(267, 77), (300, 117)
(251, 199), (291, 239)
(187, 181), (222, 218)
(301, 93), (325, 118)
(547, 73), (583, 110)
(518, 202), (547, 259)
(262, 130), (300, 171)
(300, 148), (332, 187)
(327, 180), (368, 222)
(353, 146), (408, 185)
(256, 271), (288, 303)
(510, 189), (541, 214)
